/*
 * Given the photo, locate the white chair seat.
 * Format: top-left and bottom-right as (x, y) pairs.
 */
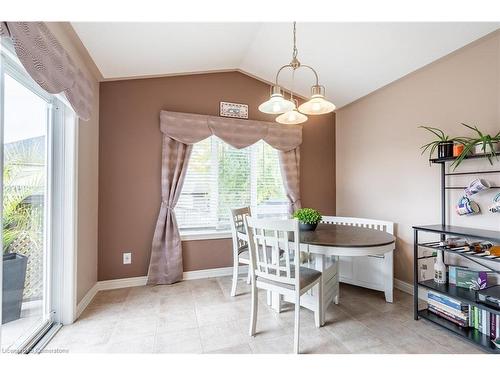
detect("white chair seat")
(257, 267), (321, 291)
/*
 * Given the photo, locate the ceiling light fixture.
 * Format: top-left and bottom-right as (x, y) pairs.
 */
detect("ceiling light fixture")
(259, 22), (336, 123)
(276, 70), (308, 125)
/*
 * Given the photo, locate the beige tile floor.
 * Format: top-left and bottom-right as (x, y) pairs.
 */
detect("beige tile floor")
(45, 276), (484, 354)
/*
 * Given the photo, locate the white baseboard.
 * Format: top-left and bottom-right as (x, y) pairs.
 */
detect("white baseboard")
(75, 283), (99, 318)
(182, 265), (247, 280)
(98, 276), (148, 291)
(75, 265), (249, 320)
(394, 278), (413, 295)
(394, 278), (427, 300)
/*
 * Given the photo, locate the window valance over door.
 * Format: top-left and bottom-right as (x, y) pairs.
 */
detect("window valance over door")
(0, 22), (94, 120)
(147, 111), (303, 285)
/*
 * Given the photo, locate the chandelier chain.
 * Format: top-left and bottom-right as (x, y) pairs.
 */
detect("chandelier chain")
(292, 21), (298, 60)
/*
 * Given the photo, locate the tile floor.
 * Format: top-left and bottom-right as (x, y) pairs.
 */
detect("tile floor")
(45, 277), (484, 354)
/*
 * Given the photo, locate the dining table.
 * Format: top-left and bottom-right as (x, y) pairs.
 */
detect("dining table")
(239, 222), (396, 325)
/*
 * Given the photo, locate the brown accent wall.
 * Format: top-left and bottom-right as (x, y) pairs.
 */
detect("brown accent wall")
(336, 31), (500, 284)
(98, 71), (335, 281)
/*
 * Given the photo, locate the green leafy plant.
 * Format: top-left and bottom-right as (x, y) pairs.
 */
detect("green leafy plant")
(3, 139), (45, 254)
(451, 123), (500, 170)
(292, 208), (322, 224)
(419, 126), (468, 160)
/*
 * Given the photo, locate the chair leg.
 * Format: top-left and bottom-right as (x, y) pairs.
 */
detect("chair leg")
(334, 276), (340, 305)
(293, 294), (300, 354)
(249, 282), (258, 336)
(230, 258), (239, 297)
(246, 269), (251, 284)
(314, 278), (323, 328)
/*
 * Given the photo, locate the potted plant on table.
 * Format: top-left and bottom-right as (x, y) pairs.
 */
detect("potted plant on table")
(451, 123), (500, 170)
(293, 208), (322, 231)
(419, 126), (468, 160)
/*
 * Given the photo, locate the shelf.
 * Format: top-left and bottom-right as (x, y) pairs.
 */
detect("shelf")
(430, 152), (500, 164)
(418, 309), (499, 353)
(413, 224), (500, 242)
(418, 279), (500, 315)
(418, 241), (500, 265)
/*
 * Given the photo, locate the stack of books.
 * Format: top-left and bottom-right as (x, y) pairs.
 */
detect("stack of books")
(471, 306), (500, 339)
(427, 290), (500, 340)
(428, 291), (469, 327)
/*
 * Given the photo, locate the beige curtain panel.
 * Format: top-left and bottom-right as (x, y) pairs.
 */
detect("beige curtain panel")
(147, 111), (303, 285)
(0, 22), (94, 120)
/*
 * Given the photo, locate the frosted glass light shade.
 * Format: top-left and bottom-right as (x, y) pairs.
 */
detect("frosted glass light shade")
(298, 94), (336, 115)
(276, 109), (308, 125)
(259, 94), (296, 114)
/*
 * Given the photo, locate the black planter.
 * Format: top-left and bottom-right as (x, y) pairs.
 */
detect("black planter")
(299, 222), (318, 231)
(2, 253), (28, 324)
(437, 141), (454, 159)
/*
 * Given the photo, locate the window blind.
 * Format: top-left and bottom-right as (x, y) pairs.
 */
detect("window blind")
(176, 136), (288, 232)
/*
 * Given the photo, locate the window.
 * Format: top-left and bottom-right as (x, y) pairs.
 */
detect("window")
(176, 137), (288, 234)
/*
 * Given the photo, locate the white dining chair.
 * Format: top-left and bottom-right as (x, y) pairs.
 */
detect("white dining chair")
(244, 216), (323, 354)
(229, 207), (252, 297)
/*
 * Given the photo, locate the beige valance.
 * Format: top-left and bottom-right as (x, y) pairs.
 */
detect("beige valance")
(0, 22), (94, 121)
(160, 110), (302, 151)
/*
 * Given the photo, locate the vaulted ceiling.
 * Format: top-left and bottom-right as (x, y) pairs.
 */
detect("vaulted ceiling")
(72, 22), (499, 108)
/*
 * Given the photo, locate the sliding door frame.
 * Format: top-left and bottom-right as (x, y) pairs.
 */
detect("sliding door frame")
(0, 38), (78, 353)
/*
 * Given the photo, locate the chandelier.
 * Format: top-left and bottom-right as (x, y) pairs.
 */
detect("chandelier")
(258, 22), (335, 125)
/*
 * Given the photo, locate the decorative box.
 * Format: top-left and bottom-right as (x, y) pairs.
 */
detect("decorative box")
(449, 266), (487, 290)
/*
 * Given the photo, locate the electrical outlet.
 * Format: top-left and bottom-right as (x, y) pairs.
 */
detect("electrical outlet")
(123, 252), (132, 265)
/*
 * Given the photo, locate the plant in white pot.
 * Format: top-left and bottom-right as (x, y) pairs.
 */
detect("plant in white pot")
(451, 123), (500, 170)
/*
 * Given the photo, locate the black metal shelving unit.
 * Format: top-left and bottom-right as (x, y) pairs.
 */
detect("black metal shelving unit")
(413, 153), (500, 354)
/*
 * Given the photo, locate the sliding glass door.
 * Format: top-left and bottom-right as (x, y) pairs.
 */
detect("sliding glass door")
(0, 38), (76, 354)
(1, 49), (53, 353)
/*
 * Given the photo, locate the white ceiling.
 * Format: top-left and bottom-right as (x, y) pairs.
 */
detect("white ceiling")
(72, 22), (500, 108)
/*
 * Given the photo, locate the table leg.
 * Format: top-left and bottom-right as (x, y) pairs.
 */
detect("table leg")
(316, 254), (326, 325)
(383, 250), (394, 303)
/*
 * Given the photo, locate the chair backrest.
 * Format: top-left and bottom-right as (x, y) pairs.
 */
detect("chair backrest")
(230, 207), (252, 250)
(244, 217), (300, 288)
(321, 216), (394, 235)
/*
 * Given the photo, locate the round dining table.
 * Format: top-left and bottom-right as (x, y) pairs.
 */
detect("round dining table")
(299, 223), (396, 255)
(270, 223), (396, 325)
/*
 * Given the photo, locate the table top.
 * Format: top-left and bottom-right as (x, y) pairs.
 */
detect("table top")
(239, 223), (396, 248)
(299, 223), (395, 248)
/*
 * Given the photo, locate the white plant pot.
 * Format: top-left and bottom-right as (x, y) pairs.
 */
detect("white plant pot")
(474, 141), (500, 155)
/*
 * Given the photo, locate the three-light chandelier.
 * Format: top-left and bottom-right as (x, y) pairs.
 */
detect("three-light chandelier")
(258, 22), (335, 125)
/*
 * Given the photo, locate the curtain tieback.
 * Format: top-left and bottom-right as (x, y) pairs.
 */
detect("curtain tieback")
(162, 201), (175, 210)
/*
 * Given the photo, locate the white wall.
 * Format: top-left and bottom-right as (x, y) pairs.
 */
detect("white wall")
(336, 31), (500, 283)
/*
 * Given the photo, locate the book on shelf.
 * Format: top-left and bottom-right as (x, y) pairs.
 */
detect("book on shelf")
(428, 290), (468, 311)
(426, 290), (500, 338)
(469, 306), (500, 338)
(428, 299), (468, 321)
(428, 306), (468, 327)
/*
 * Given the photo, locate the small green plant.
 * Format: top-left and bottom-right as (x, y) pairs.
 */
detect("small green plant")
(292, 208), (322, 224)
(451, 123), (500, 170)
(418, 126), (467, 160)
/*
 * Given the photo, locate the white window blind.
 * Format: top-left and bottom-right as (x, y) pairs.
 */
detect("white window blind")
(176, 136), (288, 233)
